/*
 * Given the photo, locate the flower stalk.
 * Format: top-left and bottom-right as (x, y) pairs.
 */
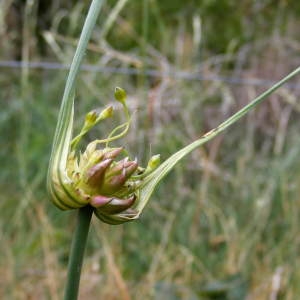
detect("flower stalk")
(64, 205), (93, 300)
(47, 0), (104, 299)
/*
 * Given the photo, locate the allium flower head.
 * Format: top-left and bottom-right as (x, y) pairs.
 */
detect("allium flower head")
(48, 86), (207, 225)
(48, 88), (162, 224)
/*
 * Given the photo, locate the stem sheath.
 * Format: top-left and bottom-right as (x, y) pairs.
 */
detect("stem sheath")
(64, 206), (94, 300)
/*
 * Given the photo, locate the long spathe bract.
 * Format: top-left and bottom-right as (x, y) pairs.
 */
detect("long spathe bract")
(135, 66), (300, 215)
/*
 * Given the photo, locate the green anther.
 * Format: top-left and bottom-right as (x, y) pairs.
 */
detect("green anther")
(71, 106), (114, 149)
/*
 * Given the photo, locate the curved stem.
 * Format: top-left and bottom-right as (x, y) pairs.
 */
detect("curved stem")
(64, 206), (94, 300)
(48, 0), (104, 180)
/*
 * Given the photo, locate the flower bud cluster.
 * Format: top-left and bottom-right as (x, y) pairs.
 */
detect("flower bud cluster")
(48, 87), (160, 224)
(67, 143), (141, 224)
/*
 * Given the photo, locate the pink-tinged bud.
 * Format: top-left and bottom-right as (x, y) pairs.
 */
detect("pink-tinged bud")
(102, 174), (127, 194)
(86, 159), (113, 187)
(97, 195), (136, 214)
(90, 195), (113, 208)
(105, 158), (132, 177)
(102, 147), (123, 160)
(94, 207), (139, 225)
(102, 161), (138, 194)
(124, 161), (138, 178)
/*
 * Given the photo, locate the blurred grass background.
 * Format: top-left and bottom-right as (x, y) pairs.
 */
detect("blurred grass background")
(1, 0), (300, 299)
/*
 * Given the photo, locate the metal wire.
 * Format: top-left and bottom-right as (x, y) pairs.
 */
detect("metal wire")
(0, 60), (299, 90)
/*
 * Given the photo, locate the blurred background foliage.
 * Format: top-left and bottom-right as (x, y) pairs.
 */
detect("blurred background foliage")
(1, 0), (300, 299)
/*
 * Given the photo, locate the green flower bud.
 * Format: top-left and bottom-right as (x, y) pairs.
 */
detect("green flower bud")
(114, 87), (127, 105)
(71, 106), (114, 149)
(98, 105), (113, 120)
(147, 154), (160, 170)
(85, 110), (98, 124)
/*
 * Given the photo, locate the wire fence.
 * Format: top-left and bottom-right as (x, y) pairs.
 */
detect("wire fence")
(1, 60), (300, 90)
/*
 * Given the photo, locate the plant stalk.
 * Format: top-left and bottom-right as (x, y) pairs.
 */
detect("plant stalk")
(53, 0), (103, 298)
(48, 0), (103, 300)
(64, 205), (94, 300)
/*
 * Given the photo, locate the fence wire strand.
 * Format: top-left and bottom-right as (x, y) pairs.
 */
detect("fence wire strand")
(0, 60), (299, 90)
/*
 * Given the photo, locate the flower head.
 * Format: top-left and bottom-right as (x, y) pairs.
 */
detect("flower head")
(48, 87), (210, 225)
(48, 88), (161, 224)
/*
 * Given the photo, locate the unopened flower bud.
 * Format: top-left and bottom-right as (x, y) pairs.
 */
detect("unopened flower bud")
(105, 158), (129, 177)
(102, 147), (123, 160)
(98, 105), (113, 120)
(90, 195), (112, 207)
(85, 110), (98, 124)
(147, 154), (160, 170)
(86, 158), (112, 187)
(91, 195), (136, 214)
(114, 87), (127, 105)
(124, 160), (138, 177)
(100, 160), (138, 194)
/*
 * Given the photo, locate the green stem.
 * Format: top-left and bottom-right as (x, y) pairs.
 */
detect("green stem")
(48, 0), (104, 298)
(64, 206), (94, 300)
